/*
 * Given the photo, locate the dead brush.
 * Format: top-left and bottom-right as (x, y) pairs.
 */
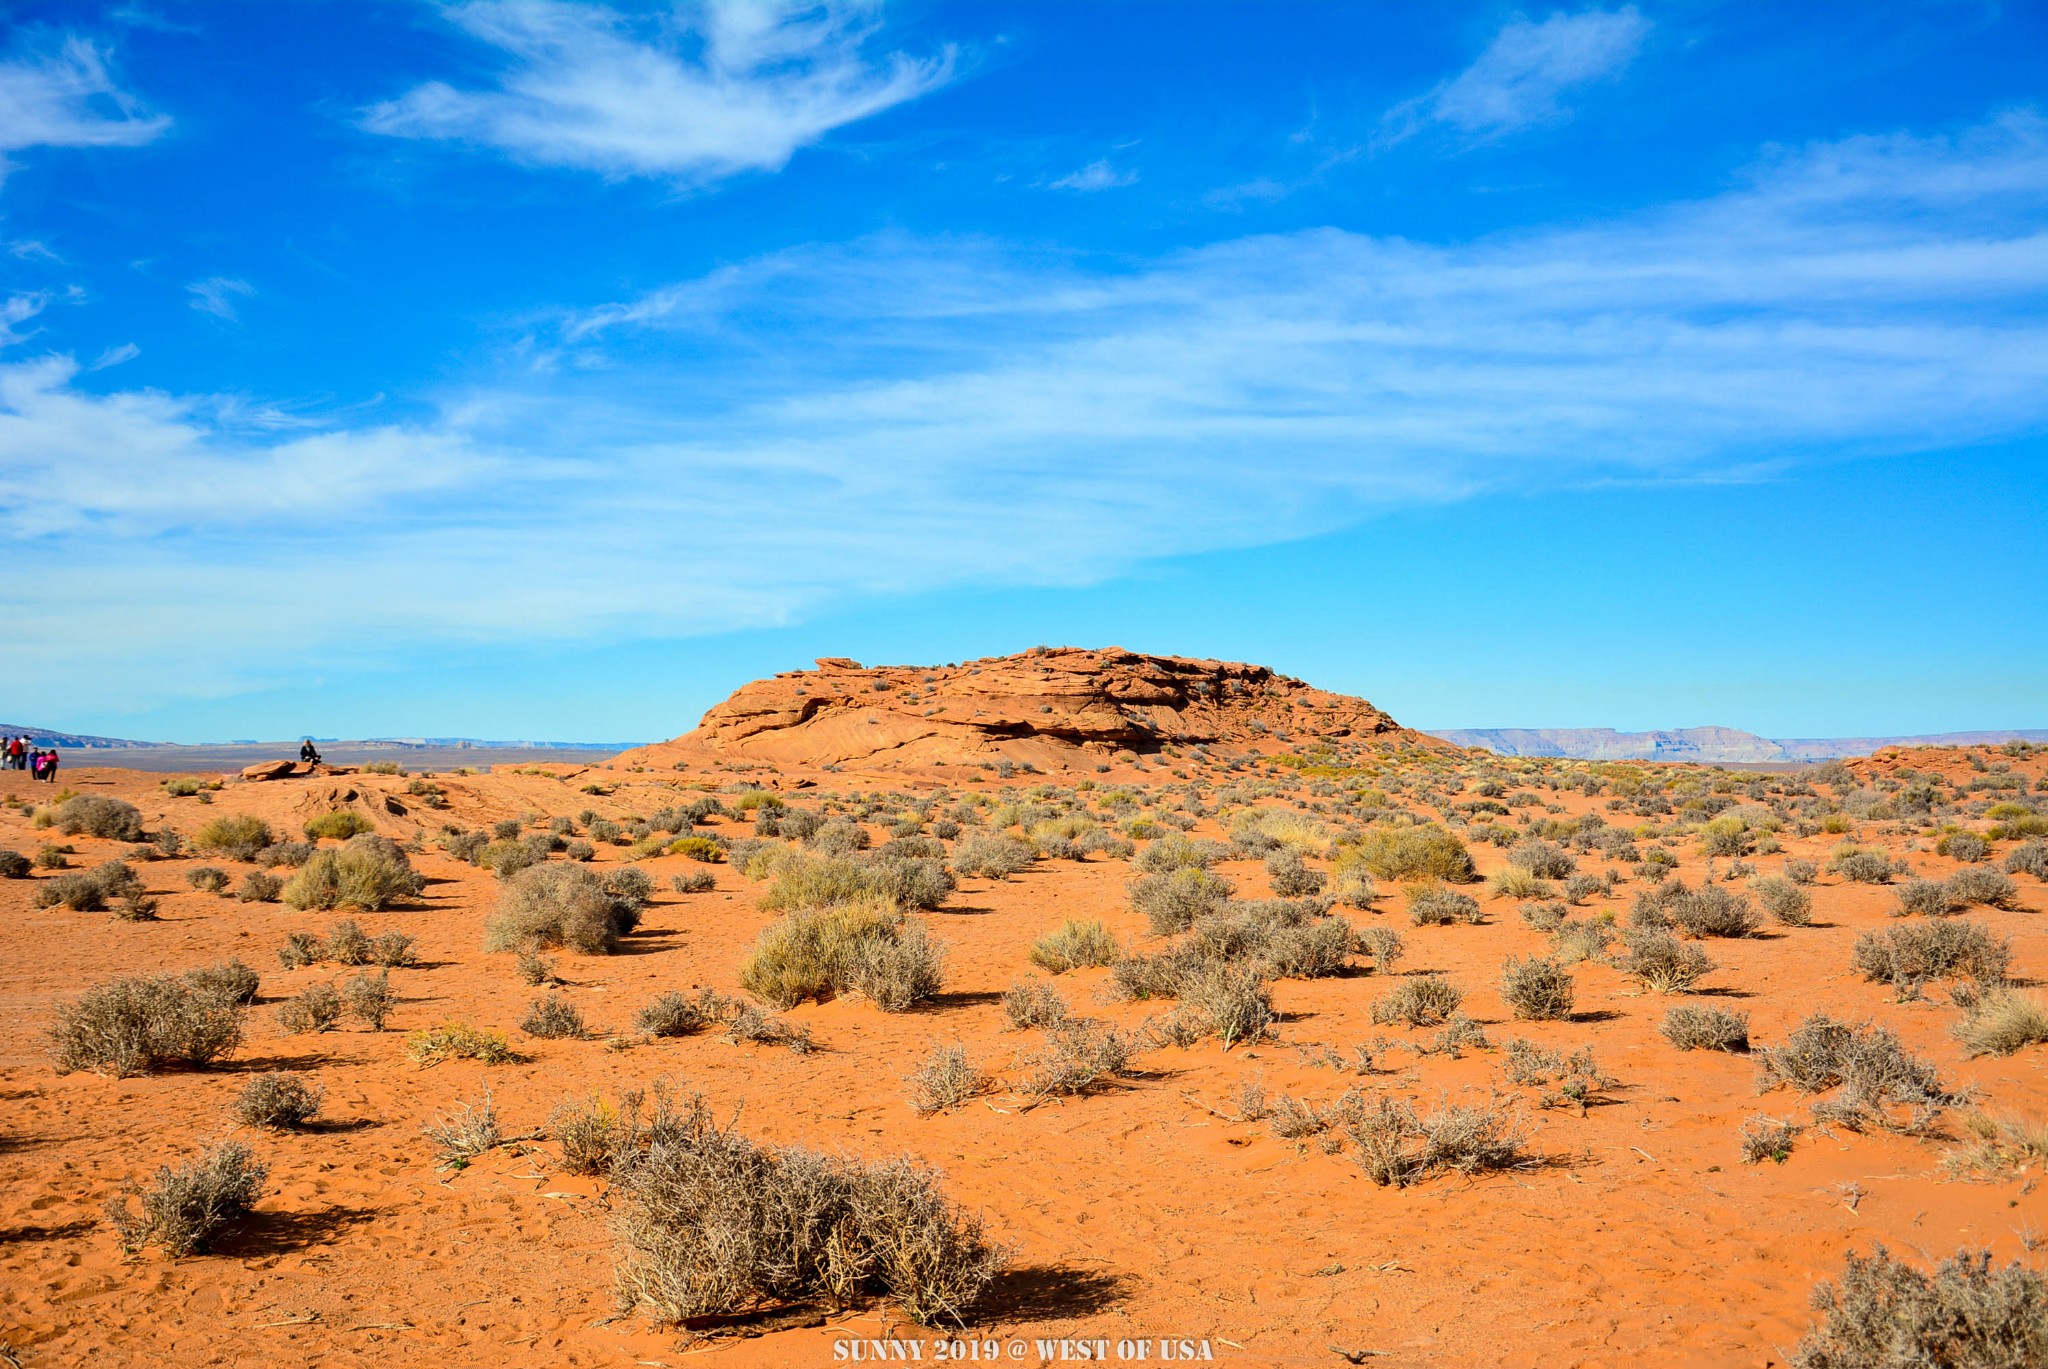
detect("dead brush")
(1501, 1040), (1614, 1111)
(608, 1083), (1006, 1326)
(424, 1090), (503, 1170)
(49, 974), (244, 1077)
(1613, 930), (1716, 993)
(551, 1090), (633, 1176)
(1371, 973), (1463, 1028)
(1017, 1020), (1138, 1100)
(1952, 989), (2048, 1058)
(1739, 1115), (1800, 1164)
(907, 1044), (986, 1115)
(234, 1072), (323, 1130)
(1028, 918), (1120, 974)
(276, 982), (343, 1035)
(1500, 955), (1576, 1021)
(107, 1140), (268, 1258)
(720, 1002), (813, 1052)
(520, 994), (587, 1039)
(1791, 1244), (2048, 1369)
(1345, 1095), (1528, 1188)
(1660, 1005), (1750, 1052)
(1757, 1013), (1958, 1134)
(1268, 1088), (1368, 1148)
(1940, 1113), (2048, 1181)
(1001, 977), (1071, 1031)
(341, 970), (396, 1030)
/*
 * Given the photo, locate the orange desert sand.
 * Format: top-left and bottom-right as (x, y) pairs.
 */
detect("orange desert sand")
(1, 647), (2042, 1367)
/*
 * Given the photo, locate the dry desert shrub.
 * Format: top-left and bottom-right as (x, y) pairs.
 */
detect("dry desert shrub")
(33, 859), (142, 912)
(106, 1141), (268, 1258)
(1500, 956), (1575, 1020)
(1668, 884), (1761, 938)
(1345, 825), (1476, 883)
(1830, 848), (1896, 885)
(950, 832), (1036, 880)
(1757, 1014), (1955, 1133)
(1952, 990), (2048, 1058)
(1371, 973), (1464, 1028)
(1936, 830), (1992, 863)
(57, 794), (145, 841)
(187, 865), (230, 894)
(1001, 977), (1070, 1031)
(520, 993), (587, 1039)
(670, 869), (717, 894)
(1128, 867), (1234, 934)
(1739, 1115), (1800, 1164)
(1548, 918), (1613, 964)
(636, 989), (721, 1037)
(342, 969), (396, 1030)
(1792, 1244), (2048, 1369)
(486, 863), (641, 955)
(1177, 962), (1275, 1045)
(1521, 901), (1568, 932)
(1661, 1005), (1750, 1052)
(406, 1022), (515, 1066)
(756, 849), (952, 912)
(1507, 839), (1576, 879)
(425, 1090), (502, 1169)
(194, 814), (273, 861)
(49, 974), (244, 1077)
(1018, 1019), (1138, 1098)
(609, 1084), (1006, 1326)
(1850, 921), (2010, 993)
(238, 870), (283, 903)
(277, 982), (343, 1035)
(302, 809), (375, 840)
(1941, 1113), (2048, 1181)
(1133, 833), (1230, 873)
(1895, 878), (1964, 917)
(517, 948), (559, 985)
(2004, 840), (2048, 879)
(720, 1002), (814, 1052)
(1346, 1096), (1527, 1187)
(552, 1092), (631, 1176)
(0, 847), (30, 879)
(235, 1072), (322, 1129)
(185, 958), (260, 1006)
(738, 903), (943, 1011)
(1947, 867), (2020, 911)
(1264, 849), (1326, 898)
(1614, 930), (1716, 993)
(1752, 876), (1813, 926)
(1409, 884), (1485, 924)
(907, 1044), (986, 1115)
(281, 835), (424, 911)
(1028, 918), (1120, 973)
(1486, 867), (1553, 901)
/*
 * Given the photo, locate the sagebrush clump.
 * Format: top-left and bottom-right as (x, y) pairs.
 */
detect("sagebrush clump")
(106, 1141), (268, 1257)
(610, 1085), (1006, 1325)
(1792, 1244), (2047, 1369)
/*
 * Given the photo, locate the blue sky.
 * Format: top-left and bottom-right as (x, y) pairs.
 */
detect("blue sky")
(2, 1), (2044, 743)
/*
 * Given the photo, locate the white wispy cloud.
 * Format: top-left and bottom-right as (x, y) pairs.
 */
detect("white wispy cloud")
(1380, 6), (1648, 147)
(186, 276), (254, 321)
(1049, 158), (1137, 192)
(0, 35), (167, 159)
(360, 0), (954, 183)
(5, 112), (2048, 714)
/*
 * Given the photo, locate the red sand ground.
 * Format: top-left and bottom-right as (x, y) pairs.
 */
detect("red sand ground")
(0, 742), (2043, 1368)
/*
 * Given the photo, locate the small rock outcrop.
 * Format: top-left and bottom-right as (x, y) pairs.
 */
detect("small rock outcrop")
(610, 646), (1439, 772)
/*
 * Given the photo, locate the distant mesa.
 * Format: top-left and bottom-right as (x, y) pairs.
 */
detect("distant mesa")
(1431, 725), (2048, 763)
(610, 646), (1438, 772)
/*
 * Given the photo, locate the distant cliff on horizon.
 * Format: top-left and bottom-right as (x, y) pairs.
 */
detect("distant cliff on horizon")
(1430, 726), (2048, 763)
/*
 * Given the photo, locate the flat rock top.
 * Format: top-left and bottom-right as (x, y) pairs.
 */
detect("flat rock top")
(618, 645), (1432, 770)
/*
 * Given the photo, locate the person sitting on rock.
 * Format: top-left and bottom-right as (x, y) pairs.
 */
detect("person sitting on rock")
(300, 738), (322, 765)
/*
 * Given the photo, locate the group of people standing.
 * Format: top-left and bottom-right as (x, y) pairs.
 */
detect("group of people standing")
(4, 735), (60, 782)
